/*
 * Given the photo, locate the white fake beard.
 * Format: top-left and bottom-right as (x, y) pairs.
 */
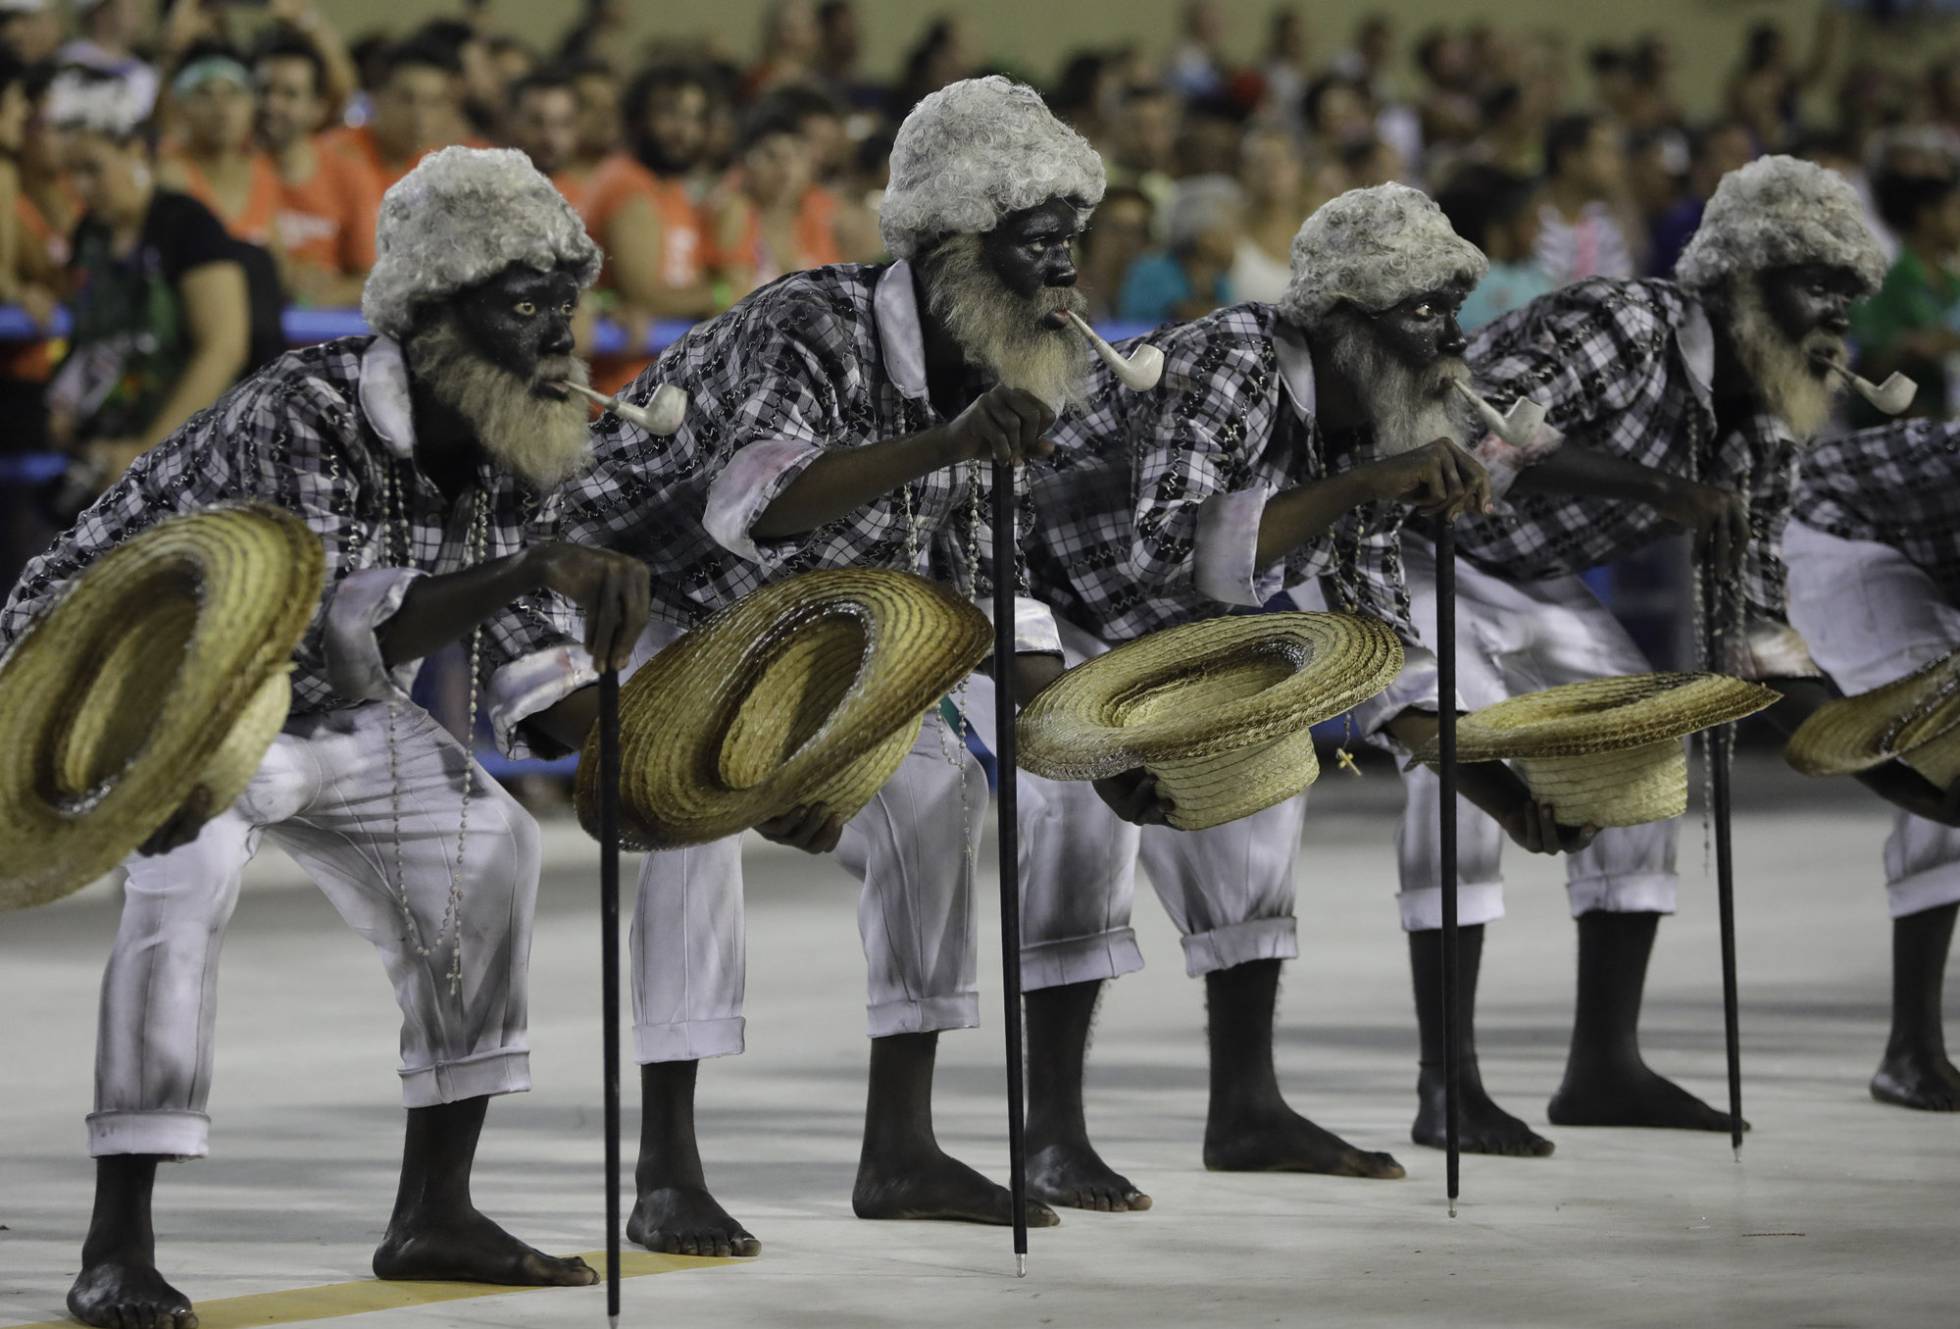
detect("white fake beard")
(1725, 281), (1843, 444)
(1327, 316), (1474, 455)
(921, 233), (1094, 415)
(405, 319), (595, 490)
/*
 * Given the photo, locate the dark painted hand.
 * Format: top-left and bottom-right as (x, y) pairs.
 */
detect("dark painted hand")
(755, 804), (847, 854)
(1499, 797), (1598, 855)
(1363, 438), (1492, 519)
(1092, 767), (1176, 826)
(139, 784), (217, 857)
(1656, 478), (1747, 576)
(525, 542), (651, 673)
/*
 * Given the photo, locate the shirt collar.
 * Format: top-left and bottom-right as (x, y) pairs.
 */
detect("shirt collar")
(874, 260), (929, 401)
(358, 335), (417, 460)
(1273, 317), (1316, 419)
(1677, 295), (1716, 408)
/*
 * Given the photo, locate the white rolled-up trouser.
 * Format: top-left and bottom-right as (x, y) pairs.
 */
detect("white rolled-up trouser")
(1394, 535), (1678, 933)
(960, 618), (1304, 992)
(91, 702), (538, 1159)
(1786, 519), (1960, 919)
(627, 627), (985, 1063)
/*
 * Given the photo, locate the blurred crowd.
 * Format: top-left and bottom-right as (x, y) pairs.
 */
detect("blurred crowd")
(1, 0), (1957, 543)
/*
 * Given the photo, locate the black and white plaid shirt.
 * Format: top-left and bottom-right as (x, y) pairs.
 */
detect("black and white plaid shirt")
(1794, 418), (1960, 605)
(1453, 277), (1799, 627)
(1025, 302), (1419, 645)
(556, 262), (1040, 634)
(0, 336), (593, 755)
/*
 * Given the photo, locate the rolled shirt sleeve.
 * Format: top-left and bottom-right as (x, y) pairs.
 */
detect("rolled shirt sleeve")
(485, 641), (601, 758)
(1192, 484), (1276, 607)
(702, 438), (829, 565)
(322, 565), (427, 703)
(979, 593), (1063, 658)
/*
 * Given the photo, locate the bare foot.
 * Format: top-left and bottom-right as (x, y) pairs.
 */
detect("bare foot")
(1413, 1062), (1555, 1157)
(1548, 1059), (1745, 1133)
(853, 1146), (1060, 1227)
(68, 1255), (196, 1329)
(372, 1207), (598, 1286)
(1204, 1105), (1405, 1178)
(627, 1184), (760, 1257)
(1870, 1047), (1960, 1112)
(1027, 1140), (1152, 1212)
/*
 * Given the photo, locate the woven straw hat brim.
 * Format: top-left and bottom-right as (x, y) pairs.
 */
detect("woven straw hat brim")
(1786, 651), (1960, 777)
(1415, 673), (1778, 764)
(0, 506), (324, 911)
(1516, 742), (1688, 828)
(1017, 613), (1404, 782)
(576, 569), (991, 850)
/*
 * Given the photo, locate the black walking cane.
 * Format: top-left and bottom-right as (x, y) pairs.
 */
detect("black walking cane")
(598, 668), (624, 1323)
(1702, 556), (1744, 1159)
(1434, 516), (1462, 1216)
(991, 459), (1031, 1277)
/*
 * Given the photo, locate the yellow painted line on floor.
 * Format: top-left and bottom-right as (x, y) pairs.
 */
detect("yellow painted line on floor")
(13, 1251), (737, 1329)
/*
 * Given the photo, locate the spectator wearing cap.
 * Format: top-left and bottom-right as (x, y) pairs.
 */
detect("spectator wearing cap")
(1533, 112), (1639, 285)
(159, 44), (282, 250)
(1646, 119), (1754, 281)
(253, 27), (377, 307)
(1853, 149), (1960, 419)
(709, 92), (843, 303)
(0, 0), (60, 64)
(1117, 173), (1242, 324)
(48, 90), (251, 497)
(48, 0), (156, 130)
(1436, 163), (1553, 329)
(321, 37), (464, 195)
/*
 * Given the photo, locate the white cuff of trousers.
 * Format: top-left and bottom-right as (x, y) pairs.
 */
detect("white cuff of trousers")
(1469, 417), (1564, 506)
(1567, 870), (1677, 918)
(635, 1016), (747, 1065)
(1399, 881), (1507, 932)
(867, 991), (980, 1040)
(1020, 927), (1147, 991)
(86, 1109), (211, 1159)
(1179, 916), (1299, 978)
(323, 566), (426, 702)
(398, 1047), (531, 1109)
(487, 644), (601, 758)
(1889, 858), (1960, 920)
(702, 438), (826, 564)
(1192, 485), (1273, 606)
(979, 594), (1063, 658)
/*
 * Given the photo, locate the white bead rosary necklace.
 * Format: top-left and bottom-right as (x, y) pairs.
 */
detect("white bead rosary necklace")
(380, 459), (487, 997)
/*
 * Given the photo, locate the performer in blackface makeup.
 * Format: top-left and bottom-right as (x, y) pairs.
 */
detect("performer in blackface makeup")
(555, 76), (1104, 1254)
(968, 183), (1592, 1211)
(1785, 417), (1960, 1111)
(1394, 155), (1888, 1157)
(0, 148), (653, 1329)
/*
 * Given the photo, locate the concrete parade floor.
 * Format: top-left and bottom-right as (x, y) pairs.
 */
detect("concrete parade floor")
(2, 758), (1955, 1328)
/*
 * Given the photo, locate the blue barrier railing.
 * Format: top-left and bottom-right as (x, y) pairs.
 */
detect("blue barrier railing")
(0, 304), (1159, 358)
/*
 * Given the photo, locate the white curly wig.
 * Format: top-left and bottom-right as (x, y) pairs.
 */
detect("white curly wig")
(1277, 182), (1488, 330)
(361, 146), (602, 340)
(879, 75), (1105, 260)
(1674, 155), (1885, 296)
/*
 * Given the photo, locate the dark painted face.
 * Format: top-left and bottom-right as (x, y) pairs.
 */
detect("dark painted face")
(979, 197), (1083, 301)
(450, 264), (582, 397)
(1358, 280), (1472, 369)
(1756, 263), (1860, 346)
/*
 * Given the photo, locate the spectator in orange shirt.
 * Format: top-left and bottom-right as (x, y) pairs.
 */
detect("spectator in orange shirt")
(709, 93), (842, 300)
(253, 28), (377, 306)
(584, 63), (719, 327)
(323, 37), (461, 195)
(157, 43), (282, 250)
(567, 57), (622, 173)
(506, 68), (585, 211)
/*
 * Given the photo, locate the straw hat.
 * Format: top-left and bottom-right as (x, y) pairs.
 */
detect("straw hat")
(0, 506), (325, 911)
(1785, 650), (1960, 788)
(1015, 613), (1405, 831)
(1413, 673), (1778, 828)
(578, 568), (992, 850)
